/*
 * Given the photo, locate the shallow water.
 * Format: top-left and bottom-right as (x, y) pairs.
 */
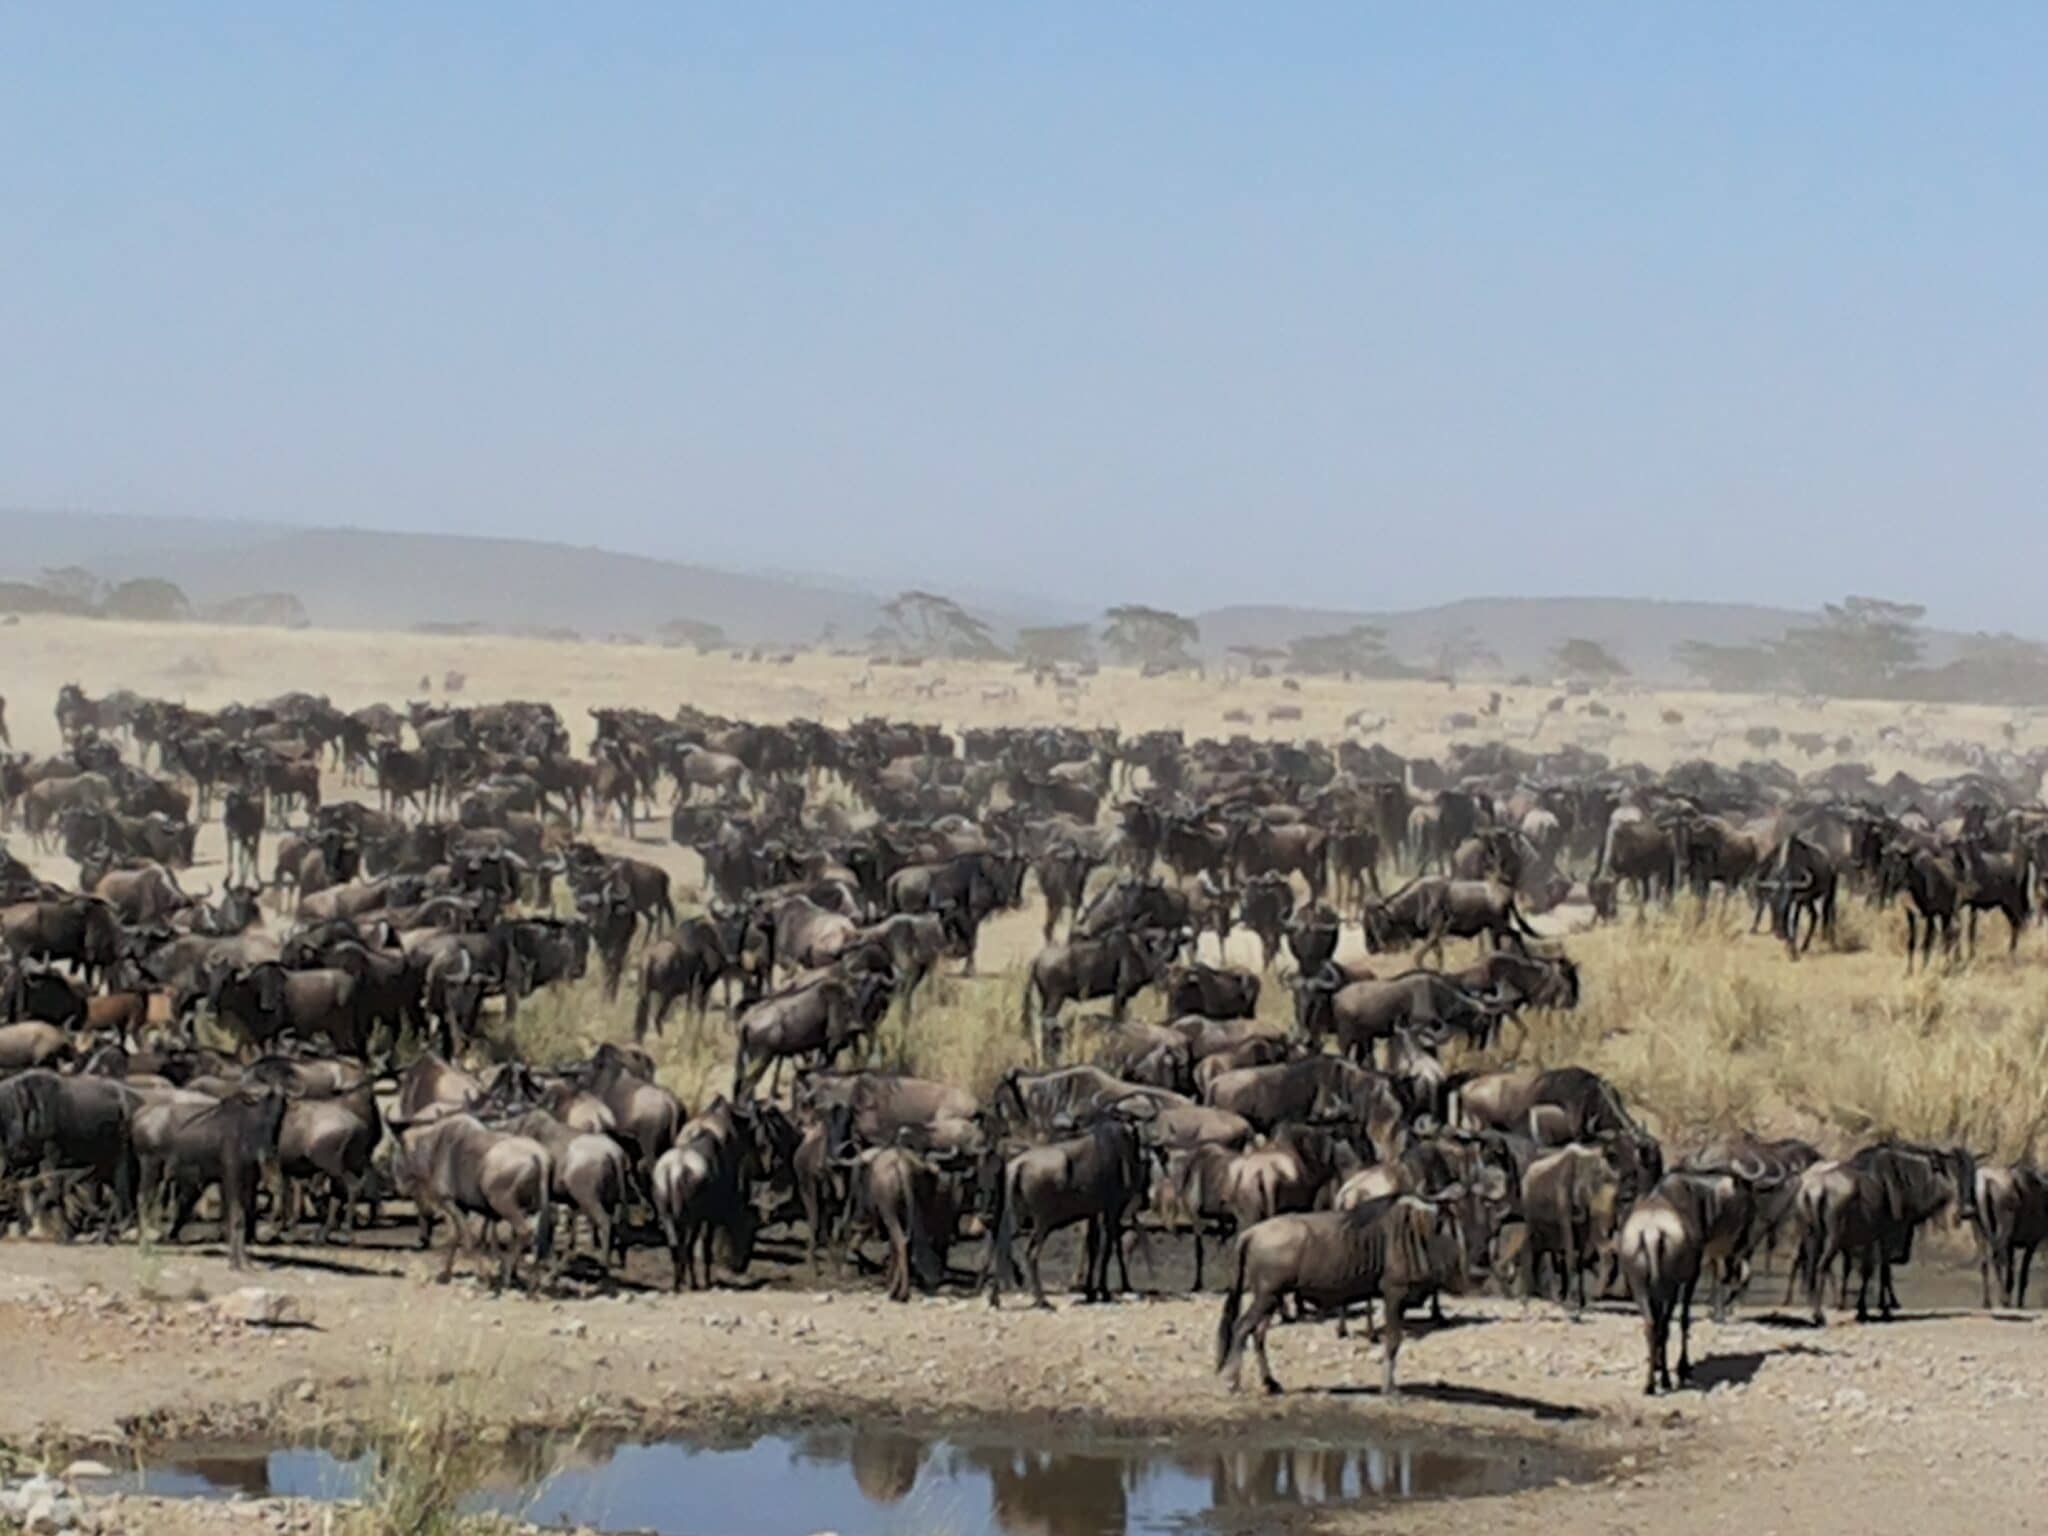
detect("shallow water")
(109, 1421), (1585, 1535)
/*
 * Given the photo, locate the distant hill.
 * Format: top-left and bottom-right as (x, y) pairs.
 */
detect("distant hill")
(0, 510), (1985, 680)
(1192, 596), (1885, 682)
(0, 513), (890, 647)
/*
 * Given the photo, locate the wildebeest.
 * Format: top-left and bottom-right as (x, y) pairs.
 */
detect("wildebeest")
(1361, 877), (1541, 966)
(1621, 1169), (1770, 1393)
(389, 1113), (556, 1291)
(1215, 1190), (1483, 1395)
(1022, 927), (1179, 1060)
(1971, 1162), (2048, 1308)
(986, 1117), (1151, 1309)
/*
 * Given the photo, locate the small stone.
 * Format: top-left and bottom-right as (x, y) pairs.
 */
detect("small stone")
(63, 1459), (115, 1479)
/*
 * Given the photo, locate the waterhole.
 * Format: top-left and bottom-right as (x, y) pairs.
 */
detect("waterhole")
(106, 1421), (1589, 1535)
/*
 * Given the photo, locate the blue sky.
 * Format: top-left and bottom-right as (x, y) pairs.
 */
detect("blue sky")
(4, 6), (2044, 628)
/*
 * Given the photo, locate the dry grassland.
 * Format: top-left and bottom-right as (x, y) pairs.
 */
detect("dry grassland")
(5, 612), (2046, 1163)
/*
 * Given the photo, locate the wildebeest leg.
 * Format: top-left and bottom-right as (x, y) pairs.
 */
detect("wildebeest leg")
(437, 1206), (465, 1283)
(1903, 910), (1918, 973)
(1380, 1297), (1406, 1397)
(2016, 1242), (2038, 1308)
(1803, 1227), (1830, 1324)
(1675, 1276), (1698, 1383)
(1634, 1282), (1664, 1395)
(1025, 1228), (1053, 1309)
(1233, 1296), (1284, 1394)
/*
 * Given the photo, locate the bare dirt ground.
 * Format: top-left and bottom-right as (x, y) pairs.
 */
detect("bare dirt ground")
(2, 1239), (2042, 1535)
(3, 613), (2046, 1533)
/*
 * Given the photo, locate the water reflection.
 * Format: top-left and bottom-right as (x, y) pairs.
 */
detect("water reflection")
(119, 1421), (1578, 1536)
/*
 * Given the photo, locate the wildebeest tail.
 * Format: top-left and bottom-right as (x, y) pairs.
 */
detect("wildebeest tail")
(1215, 1237), (1248, 1372)
(988, 1163), (1022, 1297)
(533, 1194), (556, 1264)
(904, 1172), (941, 1293)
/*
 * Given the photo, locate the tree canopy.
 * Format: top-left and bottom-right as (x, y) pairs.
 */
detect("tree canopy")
(657, 617), (728, 652)
(1102, 604), (1200, 670)
(1016, 623), (1096, 666)
(881, 590), (1004, 660)
(1285, 624), (1413, 678)
(100, 578), (191, 623)
(1552, 636), (1630, 680)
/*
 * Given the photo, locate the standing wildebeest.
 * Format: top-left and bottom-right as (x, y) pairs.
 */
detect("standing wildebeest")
(1203, 1056), (1404, 1155)
(986, 1117), (1151, 1309)
(633, 911), (750, 1040)
(1, 896), (123, 986)
(1793, 1142), (1968, 1322)
(1879, 841), (1959, 972)
(1757, 832), (1839, 959)
(498, 1107), (630, 1269)
(1215, 1191), (1481, 1396)
(222, 787), (266, 887)
(1022, 928), (1180, 1060)
(1237, 873), (1295, 971)
(133, 1086), (289, 1271)
(1971, 1163), (2048, 1308)
(1294, 966), (1503, 1063)
(1950, 836), (2031, 957)
(389, 1113), (556, 1291)
(0, 1070), (139, 1240)
(1621, 1169), (1770, 1394)
(732, 973), (891, 1099)
(652, 1098), (761, 1290)
(1361, 877), (1540, 965)
(1032, 843), (1098, 942)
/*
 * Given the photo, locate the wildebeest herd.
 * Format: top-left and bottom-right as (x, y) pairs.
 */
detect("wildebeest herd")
(1, 683), (2045, 1399)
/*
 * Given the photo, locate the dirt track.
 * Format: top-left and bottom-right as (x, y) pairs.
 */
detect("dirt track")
(2, 1236), (2042, 1535)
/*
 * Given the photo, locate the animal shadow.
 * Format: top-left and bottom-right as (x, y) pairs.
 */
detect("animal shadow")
(1326, 1380), (1595, 1422)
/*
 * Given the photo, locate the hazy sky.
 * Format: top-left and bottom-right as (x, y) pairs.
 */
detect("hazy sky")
(4, 6), (2045, 629)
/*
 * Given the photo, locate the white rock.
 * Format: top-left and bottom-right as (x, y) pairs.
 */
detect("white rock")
(214, 1287), (306, 1327)
(63, 1459), (115, 1479)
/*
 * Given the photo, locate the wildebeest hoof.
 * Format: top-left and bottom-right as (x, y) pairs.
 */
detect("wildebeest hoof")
(1260, 1378), (1282, 1396)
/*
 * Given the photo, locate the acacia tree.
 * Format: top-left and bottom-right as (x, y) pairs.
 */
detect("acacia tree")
(1429, 625), (1500, 682)
(1773, 596), (1924, 697)
(1673, 639), (1782, 692)
(1553, 637), (1630, 680)
(1287, 624), (1409, 677)
(1102, 604), (1200, 670)
(881, 590), (1004, 660)
(101, 578), (191, 622)
(1228, 644), (1287, 677)
(1016, 624), (1096, 667)
(657, 617), (728, 652)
